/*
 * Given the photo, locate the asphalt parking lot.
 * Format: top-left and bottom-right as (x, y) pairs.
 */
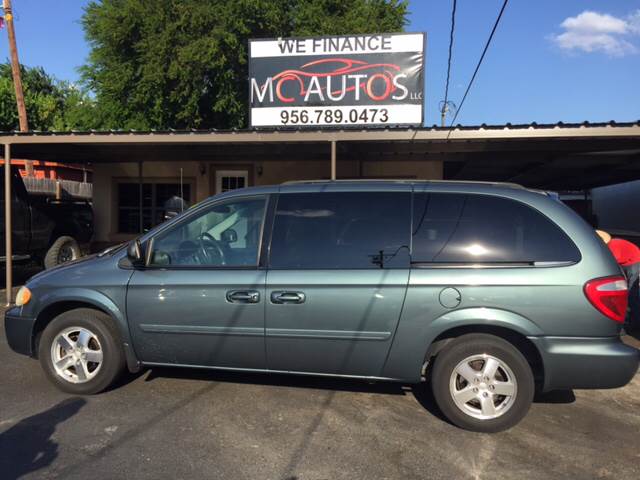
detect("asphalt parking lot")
(1, 271), (640, 480)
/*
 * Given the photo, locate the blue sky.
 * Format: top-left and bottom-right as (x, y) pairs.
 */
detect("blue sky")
(0, 0), (638, 126)
(410, 0), (640, 126)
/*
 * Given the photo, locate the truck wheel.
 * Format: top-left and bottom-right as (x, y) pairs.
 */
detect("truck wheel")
(44, 236), (81, 268)
(38, 308), (125, 394)
(431, 333), (534, 433)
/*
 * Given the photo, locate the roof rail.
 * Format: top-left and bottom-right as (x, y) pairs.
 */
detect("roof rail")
(281, 179), (526, 189)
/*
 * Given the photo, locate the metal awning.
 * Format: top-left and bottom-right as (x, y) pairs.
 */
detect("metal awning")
(1, 121), (639, 189)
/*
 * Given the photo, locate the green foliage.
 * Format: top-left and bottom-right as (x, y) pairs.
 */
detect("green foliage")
(291, 0), (408, 36)
(0, 63), (99, 131)
(81, 0), (408, 130)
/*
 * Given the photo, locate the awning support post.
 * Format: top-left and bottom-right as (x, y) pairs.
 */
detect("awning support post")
(5, 143), (13, 306)
(330, 141), (337, 180)
(138, 161), (143, 234)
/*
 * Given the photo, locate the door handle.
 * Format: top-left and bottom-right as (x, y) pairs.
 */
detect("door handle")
(226, 290), (260, 304)
(270, 291), (306, 304)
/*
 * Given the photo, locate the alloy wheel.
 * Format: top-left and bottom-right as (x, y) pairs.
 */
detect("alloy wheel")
(449, 353), (517, 420)
(50, 326), (103, 384)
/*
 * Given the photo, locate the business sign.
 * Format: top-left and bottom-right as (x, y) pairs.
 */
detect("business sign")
(248, 32), (425, 128)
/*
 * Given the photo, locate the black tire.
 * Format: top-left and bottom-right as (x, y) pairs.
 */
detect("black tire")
(38, 308), (125, 394)
(431, 333), (534, 433)
(44, 236), (81, 269)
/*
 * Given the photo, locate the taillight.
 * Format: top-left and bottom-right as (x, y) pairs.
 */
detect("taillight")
(584, 276), (628, 323)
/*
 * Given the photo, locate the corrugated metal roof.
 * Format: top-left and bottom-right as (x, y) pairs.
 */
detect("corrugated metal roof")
(1, 120), (638, 136)
(1, 120), (638, 191)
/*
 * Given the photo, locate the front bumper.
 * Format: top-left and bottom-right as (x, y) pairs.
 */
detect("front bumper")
(529, 336), (640, 392)
(4, 307), (36, 356)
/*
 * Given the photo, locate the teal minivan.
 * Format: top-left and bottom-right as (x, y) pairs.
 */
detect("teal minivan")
(5, 180), (639, 432)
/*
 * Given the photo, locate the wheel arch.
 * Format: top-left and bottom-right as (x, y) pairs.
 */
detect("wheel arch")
(32, 301), (109, 355)
(31, 291), (140, 372)
(383, 307), (545, 384)
(424, 325), (545, 392)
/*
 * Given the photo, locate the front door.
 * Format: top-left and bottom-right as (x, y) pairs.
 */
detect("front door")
(265, 188), (412, 377)
(127, 194), (268, 368)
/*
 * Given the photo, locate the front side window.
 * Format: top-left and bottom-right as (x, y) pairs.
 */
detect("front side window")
(149, 197), (266, 267)
(269, 192), (411, 269)
(412, 193), (581, 264)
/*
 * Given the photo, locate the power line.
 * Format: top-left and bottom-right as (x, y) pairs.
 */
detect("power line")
(440, 0), (457, 127)
(447, 0), (509, 139)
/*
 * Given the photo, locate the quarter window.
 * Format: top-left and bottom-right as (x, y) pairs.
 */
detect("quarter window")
(269, 192), (411, 269)
(412, 193), (581, 264)
(149, 197), (266, 267)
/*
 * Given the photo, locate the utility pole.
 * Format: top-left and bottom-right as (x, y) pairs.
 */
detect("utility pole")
(3, 0), (32, 174)
(439, 100), (456, 128)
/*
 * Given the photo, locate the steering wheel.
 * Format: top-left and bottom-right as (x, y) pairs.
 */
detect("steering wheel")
(197, 232), (226, 265)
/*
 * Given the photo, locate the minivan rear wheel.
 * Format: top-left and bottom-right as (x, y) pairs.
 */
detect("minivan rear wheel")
(38, 308), (125, 394)
(431, 333), (534, 432)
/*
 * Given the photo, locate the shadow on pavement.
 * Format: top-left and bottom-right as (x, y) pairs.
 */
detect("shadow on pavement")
(145, 366), (577, 423)
(0, 397), (86, 480)
(627, 329), (640, 342)
(144, 368), (411, 477)
(145, 367), (455, 426)
(411, 383), (451, 424)
(54, 383), (218, 478)
(104, 368), (148, 393)
(533, 389), (576, 404)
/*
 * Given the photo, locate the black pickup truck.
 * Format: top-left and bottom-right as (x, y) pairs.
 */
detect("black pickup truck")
(1, 165), (93, 268)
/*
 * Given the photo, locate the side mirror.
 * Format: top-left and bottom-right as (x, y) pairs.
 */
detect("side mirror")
(221, 228), (238, 244)
(127, 239), (145, 266)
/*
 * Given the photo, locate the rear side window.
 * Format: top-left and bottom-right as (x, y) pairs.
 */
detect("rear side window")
(270, 192), (411, 269)
(412, 193), (581, 264)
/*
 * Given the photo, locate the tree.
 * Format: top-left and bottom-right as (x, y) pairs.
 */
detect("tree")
(81, 0), (408, 130)
(0, 62), (98, 131)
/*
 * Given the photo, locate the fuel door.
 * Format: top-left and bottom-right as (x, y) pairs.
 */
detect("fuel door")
(439, 287), (462, 309)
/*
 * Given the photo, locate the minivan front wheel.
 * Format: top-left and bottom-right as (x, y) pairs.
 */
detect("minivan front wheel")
(38, 308), (125, 394)
(431, 333), (534, 432)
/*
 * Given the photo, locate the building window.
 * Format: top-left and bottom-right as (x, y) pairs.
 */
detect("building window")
(215, 170), (248, 194)
(117, 182), (192, 234)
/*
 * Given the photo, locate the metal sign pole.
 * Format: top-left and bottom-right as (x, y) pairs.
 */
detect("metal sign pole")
(5, 143), (13, 306)
(331, 141), (337, 180)
(138, 161), (143, 234)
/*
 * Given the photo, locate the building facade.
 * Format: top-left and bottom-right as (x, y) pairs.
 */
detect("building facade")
(93, 156), (443, 244)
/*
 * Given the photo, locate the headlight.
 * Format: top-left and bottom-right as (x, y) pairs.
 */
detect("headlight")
(15, 286), (32, 306)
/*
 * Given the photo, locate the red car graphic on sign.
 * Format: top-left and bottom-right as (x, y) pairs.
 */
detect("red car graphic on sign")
(269, 58), (403, 103)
